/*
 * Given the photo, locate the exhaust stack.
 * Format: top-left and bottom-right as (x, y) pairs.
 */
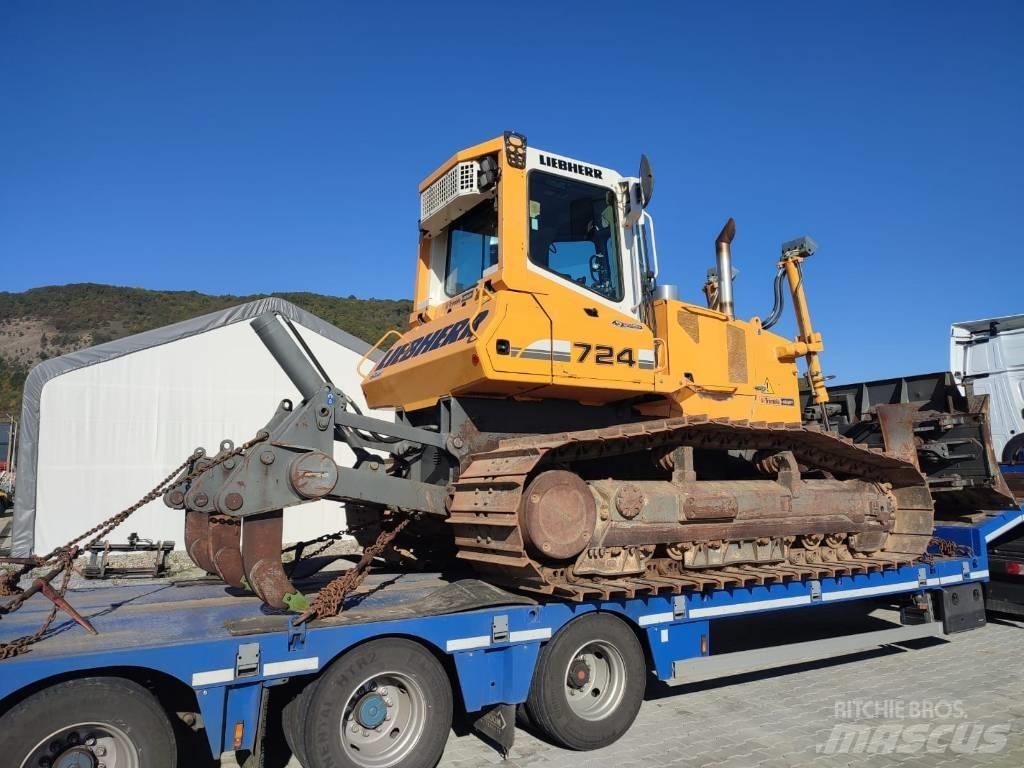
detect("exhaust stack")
(715, 218), (737, 319)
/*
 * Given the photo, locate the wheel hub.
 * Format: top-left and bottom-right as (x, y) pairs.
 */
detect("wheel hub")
(54, 747), (97, 768)
(567, 659), (591, 689)
(22, 724), (137, 768)
(354, 692), (389, 730)
(339, 671), (429, 768)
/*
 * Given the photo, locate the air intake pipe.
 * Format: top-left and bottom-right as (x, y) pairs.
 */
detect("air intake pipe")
(715, 218), (736, 319)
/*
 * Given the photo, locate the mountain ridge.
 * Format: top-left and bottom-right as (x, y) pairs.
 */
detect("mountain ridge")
(0, 283), (412, 417)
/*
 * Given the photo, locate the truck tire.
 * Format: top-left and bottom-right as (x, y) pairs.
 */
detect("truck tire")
(303, 638), (453, 768)
(1002, 433), (1024, 464)
(524, 612), (646, 750)
(0, 676), (177, 768)
(282, 676), (319, 766)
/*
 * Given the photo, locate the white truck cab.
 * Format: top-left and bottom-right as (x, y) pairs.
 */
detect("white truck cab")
(951, 314), (1024, 463)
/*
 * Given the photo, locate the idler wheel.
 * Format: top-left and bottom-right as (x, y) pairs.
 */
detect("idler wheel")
(520, 470), (596, 561)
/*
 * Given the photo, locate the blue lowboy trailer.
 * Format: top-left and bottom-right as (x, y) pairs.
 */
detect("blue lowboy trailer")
(0, 508), (1019, 768)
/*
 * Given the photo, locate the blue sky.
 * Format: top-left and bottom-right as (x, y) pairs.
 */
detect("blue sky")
(1, 2), (1021, 382)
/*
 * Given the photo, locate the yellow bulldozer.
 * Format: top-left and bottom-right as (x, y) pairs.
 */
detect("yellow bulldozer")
(167, 132), (939, 612)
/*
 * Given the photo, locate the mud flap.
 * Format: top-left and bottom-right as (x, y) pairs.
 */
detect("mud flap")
(938, 583), (986, 634)
(241, 510), (304, 611)
(471, 703), (516, 756)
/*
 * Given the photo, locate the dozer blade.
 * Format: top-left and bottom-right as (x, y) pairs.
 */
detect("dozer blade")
(241, 510), (305, 611)
(184, 509), (217, 575)
(209, 514), (245, 588)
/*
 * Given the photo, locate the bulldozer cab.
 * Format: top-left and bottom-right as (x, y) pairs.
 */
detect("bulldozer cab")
(361, 134), (663, 410)
(412, 133), (654, 329)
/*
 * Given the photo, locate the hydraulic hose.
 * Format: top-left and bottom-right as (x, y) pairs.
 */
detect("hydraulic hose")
(762, 268), (786, 330)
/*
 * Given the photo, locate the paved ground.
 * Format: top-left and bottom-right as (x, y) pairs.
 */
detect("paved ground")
(236, 604), (1024, 768)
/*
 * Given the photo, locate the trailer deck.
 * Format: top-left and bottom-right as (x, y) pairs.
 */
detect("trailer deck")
(0, 507), (1019, 764)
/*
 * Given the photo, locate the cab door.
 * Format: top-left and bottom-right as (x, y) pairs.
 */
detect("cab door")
(522, 154), (656, 398)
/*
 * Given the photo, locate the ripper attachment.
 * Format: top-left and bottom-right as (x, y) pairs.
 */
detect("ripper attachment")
(164, 313), (449, 610)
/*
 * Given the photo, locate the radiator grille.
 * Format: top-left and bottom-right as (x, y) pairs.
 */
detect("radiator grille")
(420, 161), (480, 223)
(677, 311), (700, 343)
(727, 325), (748, 383)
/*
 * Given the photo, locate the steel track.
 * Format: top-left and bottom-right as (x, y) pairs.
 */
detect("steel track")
(448, 415), (934, 599)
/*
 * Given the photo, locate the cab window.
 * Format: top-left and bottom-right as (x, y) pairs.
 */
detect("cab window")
(444, 199), (498, 296)
(528, 172), (623, 301)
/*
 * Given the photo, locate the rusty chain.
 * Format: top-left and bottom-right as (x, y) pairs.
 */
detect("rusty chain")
(295, 513), (410, 624)
(282, 523), (368, 559)
(0, 552), (76, 660)
(925, 535), (972, 561)
(0, 569), (21, 597)
(290, 534), (345, 563)
(0, 431), (269, 659)
(2, 423), (409, 652)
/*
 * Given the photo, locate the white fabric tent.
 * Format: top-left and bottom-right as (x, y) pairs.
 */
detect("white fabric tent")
(12, 298), (388, 556)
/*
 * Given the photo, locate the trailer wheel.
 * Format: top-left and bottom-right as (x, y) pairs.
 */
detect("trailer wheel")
(282, 676), (319, 766)
(525, 612), (646, 750)
(1, 676), (176, 768)
(303, 638), (453, 768)
(1002, 433), (1024, 464)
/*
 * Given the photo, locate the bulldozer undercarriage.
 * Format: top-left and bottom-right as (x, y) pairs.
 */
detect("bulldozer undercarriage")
(445, 415), (935, 600)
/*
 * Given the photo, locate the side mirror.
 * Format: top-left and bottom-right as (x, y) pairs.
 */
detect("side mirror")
(622, 154), (654, 229)
(639, 154), (654, 208)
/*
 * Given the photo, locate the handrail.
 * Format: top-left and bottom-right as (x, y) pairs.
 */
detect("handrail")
(357, 329), (404, 380)
(652, 338), (668, 374)
(467, 283), (494, 341)
(642, 211), (659, 279)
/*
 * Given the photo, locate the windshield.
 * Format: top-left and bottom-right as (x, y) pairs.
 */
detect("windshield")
(528, 171), (623, 301)
(444, 199), (498, 296)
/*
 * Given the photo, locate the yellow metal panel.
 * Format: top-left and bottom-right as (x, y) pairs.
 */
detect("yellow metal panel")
(409, 237), (435, 327)
(645, 300), (802, 423)
(539, 293), (656, 393)
(486, 291), (553, 379)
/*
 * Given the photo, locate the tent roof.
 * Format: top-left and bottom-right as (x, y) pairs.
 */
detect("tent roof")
(12, 297), (377, 556)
